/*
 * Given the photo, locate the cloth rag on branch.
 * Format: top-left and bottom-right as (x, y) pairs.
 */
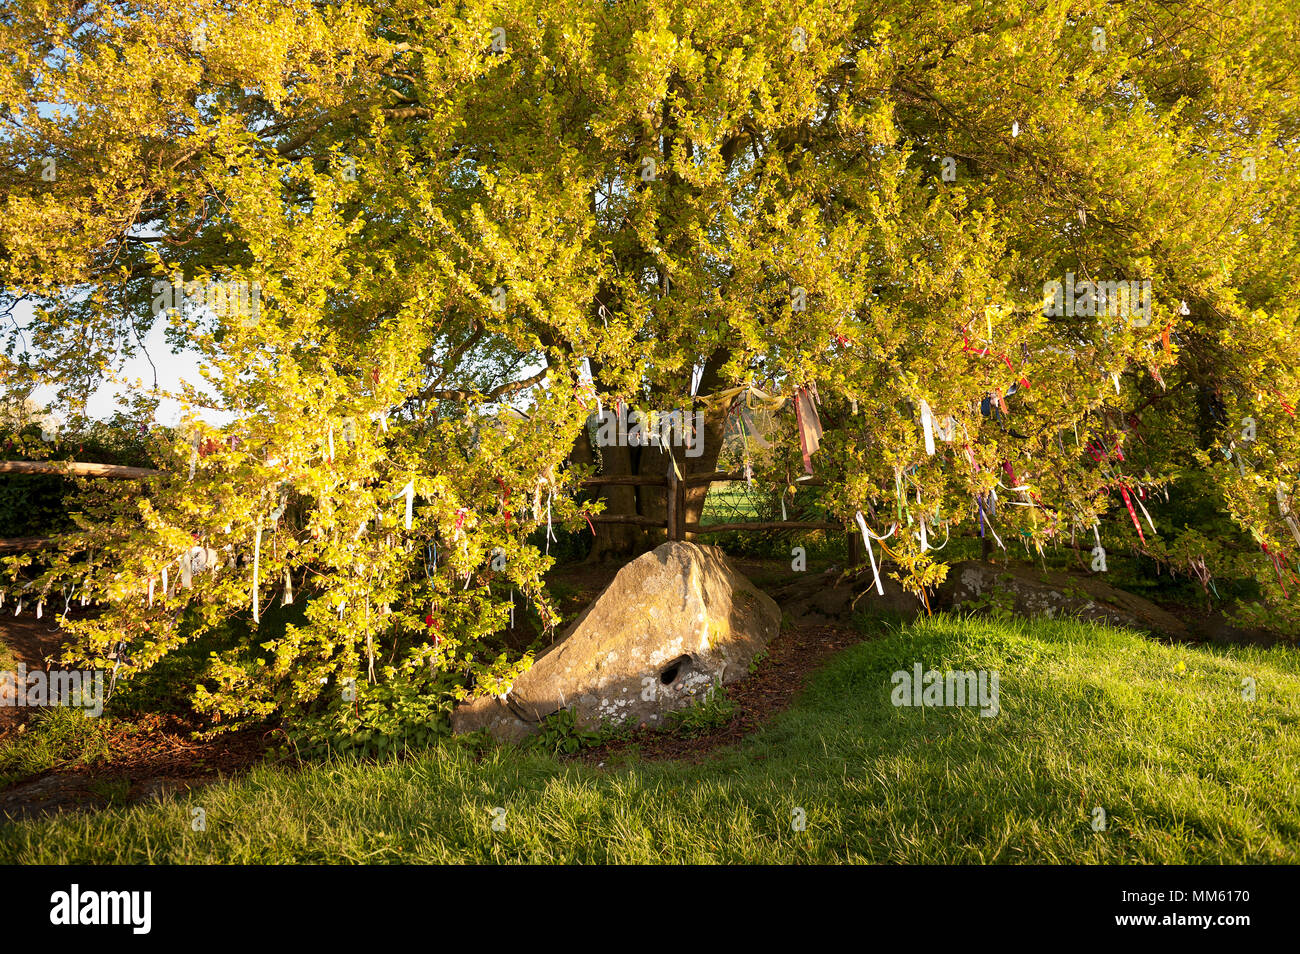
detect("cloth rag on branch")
(794, 386), (823, 474)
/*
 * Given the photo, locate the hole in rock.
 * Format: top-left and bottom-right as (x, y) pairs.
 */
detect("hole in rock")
(659, 655), (692, 685)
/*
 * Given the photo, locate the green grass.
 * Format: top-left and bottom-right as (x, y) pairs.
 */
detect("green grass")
(1, 615), (1297, 863)
(0, 707), (116, 788)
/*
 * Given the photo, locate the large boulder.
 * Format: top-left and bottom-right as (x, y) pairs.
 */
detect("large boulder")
(769, 559), (1193, 641)
(451, 542), (781, 741)
(935, 561), (1192, 638)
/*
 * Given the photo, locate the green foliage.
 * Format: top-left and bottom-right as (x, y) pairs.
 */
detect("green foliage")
(107, 611), (243, 717)
(527, 707), (602, 755)
(961, 575), (1019, 621)
(283, 669), (453, 761)
(2, 0), (1299, 736)
(0, 471), (69, 538)
(665, 685), (736, 736)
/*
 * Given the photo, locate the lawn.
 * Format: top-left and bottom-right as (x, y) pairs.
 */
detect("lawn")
(1, 614), (1296, 864)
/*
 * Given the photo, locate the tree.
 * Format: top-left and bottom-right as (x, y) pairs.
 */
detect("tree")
(2, 0), (1298, 729)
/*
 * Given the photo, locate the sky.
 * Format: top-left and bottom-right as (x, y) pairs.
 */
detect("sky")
(9, 298), (222, 427)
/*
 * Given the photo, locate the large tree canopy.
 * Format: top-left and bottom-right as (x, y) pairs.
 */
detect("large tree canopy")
(2, 0), (1297, 726)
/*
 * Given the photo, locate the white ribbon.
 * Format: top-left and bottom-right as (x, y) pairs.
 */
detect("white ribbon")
(393, 480), (414, 530)
(855, 512), (897, 597)
(919, 400), (936, 456)
(1133, 493), (1157, 535)
(252, 522), (262, 624)
(930, 520), (951, 550)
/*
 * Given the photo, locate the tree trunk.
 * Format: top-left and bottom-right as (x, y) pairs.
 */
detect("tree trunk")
(682, 353), (732, 537)
(579, 424), (653, 562)
(577, 353), (732, 561)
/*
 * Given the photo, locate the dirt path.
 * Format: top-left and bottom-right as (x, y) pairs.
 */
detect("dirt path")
(0, 717), (270, 822)
(0, 607), (75, 740)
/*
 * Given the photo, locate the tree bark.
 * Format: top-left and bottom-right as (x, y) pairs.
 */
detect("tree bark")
(682, 350), (732, 537)
(581, 422), (654, 561)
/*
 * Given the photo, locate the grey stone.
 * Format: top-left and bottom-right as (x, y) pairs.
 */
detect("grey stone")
(449, 695), (536, 743)
(772, 558), (1192, 641)
(935, 561), (1191, 638)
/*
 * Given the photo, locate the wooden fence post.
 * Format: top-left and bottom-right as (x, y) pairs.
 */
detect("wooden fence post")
(847, 528), (862, 568)
(666, 460), (686, 541)
(674, 466), (687, 540)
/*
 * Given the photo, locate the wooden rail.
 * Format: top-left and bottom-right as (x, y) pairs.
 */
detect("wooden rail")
(686, 520), (840, 533)
(0, 537), (55, 552)
(579, 475), (666, 487)
(684, 471), (826, 487)
(579, 463), (848, 554)
(586, 514), (666, 527)
(0, 461), (161, 479)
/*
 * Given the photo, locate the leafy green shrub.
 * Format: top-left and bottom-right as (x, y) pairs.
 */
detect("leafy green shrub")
(961, 577), (1018, 621)
(283, 671), (453, 761)
(527, 707), (601, 754)
(665, 685), (736, 736)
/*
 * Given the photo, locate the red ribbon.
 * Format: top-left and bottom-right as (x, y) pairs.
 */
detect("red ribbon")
(1119, 485), (1145, 544)
(959, 328), (1028, 388)
(961, 332), (989, 356)
(1262, 543), (1290, 598)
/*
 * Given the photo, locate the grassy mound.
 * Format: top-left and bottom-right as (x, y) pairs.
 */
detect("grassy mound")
(2, 615), (1296, 863)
